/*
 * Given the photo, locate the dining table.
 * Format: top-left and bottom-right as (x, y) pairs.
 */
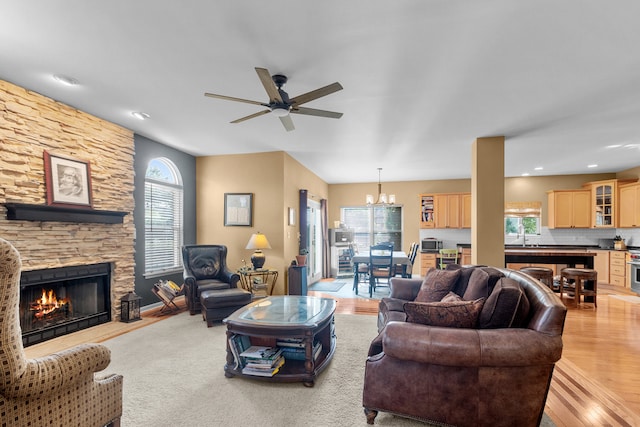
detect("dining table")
(351, 251), (411, 292)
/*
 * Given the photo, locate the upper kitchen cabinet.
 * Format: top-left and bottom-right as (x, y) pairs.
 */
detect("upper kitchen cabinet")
(547, 190), (591, 228)
(584, 179), (636, 228)
(420, 194), (436, 228)
(618, 182), (640, 228)
(420, 193), (471, 229)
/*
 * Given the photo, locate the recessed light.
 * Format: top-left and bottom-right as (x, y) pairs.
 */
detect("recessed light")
(606, 144), (622, 148)
(521, 172), (530, 176)
(623, 144), (638, 148)
(534, 166), (543, 171)
(587, 164), (598, 168)
(53, 74), (79, 86)
(131, 112), (150, 120)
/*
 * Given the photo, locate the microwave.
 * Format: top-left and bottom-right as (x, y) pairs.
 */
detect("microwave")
(421, 239), (443, 252)
(330, 229), (354, 246)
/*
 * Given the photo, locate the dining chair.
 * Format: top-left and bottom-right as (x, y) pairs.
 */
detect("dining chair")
(369, 242), (394, 297)
(393, 242), (418, 277)
(438, 248), (459, 269)
(350, 243), (369, 294)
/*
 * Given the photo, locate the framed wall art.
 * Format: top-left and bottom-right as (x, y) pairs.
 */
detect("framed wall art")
(224, 193), (253, 226)
(44, 151), (93, 208)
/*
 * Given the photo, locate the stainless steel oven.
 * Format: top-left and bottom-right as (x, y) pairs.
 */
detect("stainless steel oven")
(629, 250), (640, 294)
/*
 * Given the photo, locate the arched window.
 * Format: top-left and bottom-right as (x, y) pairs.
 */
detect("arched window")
(144, 158), (184, 276)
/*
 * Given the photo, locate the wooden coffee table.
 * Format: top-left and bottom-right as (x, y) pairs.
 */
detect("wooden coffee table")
(223, 295), (336, 387)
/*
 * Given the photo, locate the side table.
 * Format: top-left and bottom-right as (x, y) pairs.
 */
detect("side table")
(238, 268), (279, 297)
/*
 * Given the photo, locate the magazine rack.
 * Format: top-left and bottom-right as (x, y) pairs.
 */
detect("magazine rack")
(152, 280), (184, 313)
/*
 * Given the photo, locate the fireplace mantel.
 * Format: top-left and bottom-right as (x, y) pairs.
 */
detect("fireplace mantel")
(4, 203), (127, 224)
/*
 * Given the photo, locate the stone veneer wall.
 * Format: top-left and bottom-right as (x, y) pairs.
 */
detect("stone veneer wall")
(0, 79), (135, 320)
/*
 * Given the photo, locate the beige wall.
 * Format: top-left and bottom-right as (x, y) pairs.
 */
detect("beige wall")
(195, 151), (327, 294)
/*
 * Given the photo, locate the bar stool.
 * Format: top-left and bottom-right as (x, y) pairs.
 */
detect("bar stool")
(520, 266), (556, 291)
(560, 267), (597, 308)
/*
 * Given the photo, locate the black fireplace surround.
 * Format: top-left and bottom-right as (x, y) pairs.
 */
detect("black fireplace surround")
(20, 263), (111, 346)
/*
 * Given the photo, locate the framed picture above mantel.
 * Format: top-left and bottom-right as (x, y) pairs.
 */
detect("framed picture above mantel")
(44, 151), (93, 208)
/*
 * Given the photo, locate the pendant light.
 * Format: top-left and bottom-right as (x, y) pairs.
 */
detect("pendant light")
(366, 168), (396, 205)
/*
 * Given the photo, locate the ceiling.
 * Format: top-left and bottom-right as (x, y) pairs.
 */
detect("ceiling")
(2, 1), (640, 184)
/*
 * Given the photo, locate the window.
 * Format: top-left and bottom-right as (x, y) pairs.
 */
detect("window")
(505, 202), (541, 235)
(144, 158), (184, 277)
(341, 206), (402, 250)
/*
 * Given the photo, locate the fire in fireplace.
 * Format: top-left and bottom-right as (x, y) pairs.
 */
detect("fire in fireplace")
(20, 263), (112, 346)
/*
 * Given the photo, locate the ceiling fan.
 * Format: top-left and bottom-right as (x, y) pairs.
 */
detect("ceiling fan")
(204, 67), (343, 132)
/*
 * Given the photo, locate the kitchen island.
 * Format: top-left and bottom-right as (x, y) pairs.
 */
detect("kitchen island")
(504, 248), (595, 269)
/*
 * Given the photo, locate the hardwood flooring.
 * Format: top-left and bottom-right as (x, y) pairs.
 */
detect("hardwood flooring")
(25, 284), (640, 426)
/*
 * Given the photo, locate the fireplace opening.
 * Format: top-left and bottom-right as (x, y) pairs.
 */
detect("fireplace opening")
(20, 263), (111, 346)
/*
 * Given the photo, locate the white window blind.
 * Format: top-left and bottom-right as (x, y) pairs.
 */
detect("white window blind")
(144, 159), (184, 275)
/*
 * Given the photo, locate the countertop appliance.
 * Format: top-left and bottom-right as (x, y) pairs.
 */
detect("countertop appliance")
(628, 250), (640, 294)
(421, 238), (443, 253)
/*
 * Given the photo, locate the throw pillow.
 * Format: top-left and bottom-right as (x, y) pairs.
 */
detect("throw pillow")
(404, 298), (485, 328)
(415, 268), (461, 303)
(478, 277), (531, 329)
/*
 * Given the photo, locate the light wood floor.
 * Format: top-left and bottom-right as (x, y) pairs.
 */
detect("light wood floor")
(25, 284), (640, 426)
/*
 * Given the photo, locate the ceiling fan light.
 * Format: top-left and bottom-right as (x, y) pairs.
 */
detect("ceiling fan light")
(271, 107), (290, 117)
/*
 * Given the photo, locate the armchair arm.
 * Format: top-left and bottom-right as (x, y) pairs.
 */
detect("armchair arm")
(219, 269), (240, 288)
(380, 321), (563, 367)
(388, 277), (423, 300)
(2, 343), (112, 399)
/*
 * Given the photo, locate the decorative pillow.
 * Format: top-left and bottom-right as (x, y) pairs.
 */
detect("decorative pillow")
(404, 298), (485, 328)
(440, 291), (463, 303)
(461, 268), (490, 300)
(415, 268), (461, 303)
(478, 277), (530, 329)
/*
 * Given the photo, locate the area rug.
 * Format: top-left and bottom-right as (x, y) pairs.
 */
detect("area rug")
(309, 279), (347, 292)
(101, 312), (555, 427)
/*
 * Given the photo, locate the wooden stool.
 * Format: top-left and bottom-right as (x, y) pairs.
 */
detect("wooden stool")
(560, 268), (597, 308)
(520, 267), (555, 291)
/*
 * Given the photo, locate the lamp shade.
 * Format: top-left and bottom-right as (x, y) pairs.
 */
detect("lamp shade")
(246, 233), (271, 250)
(246, 232), (271, 269)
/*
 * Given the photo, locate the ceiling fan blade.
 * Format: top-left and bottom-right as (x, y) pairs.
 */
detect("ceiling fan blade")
(255, 67), (283, 104)
(230, 109), (271, 123)
(290, 82), (343, 106)
(291, 106), (343, 119)
(204, 92), (267, 107)
(280, 115), (295, 132)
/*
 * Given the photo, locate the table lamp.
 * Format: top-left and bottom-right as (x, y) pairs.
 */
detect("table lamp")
(246, 232), (271, 269)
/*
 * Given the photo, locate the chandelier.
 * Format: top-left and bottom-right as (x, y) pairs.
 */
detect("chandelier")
(366, 168), (396, 205)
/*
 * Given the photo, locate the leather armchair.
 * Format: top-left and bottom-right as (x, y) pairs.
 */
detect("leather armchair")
(363, 267), (567, 427)
(0, 238), (123, 427)
(182, 244), (240, 315)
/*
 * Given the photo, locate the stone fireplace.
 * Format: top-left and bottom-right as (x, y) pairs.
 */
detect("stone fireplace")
(1, 79), (136, 339)
(20, 263), (112, 346)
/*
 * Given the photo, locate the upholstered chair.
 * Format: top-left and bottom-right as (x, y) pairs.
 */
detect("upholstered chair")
(182, 244), (240, 315)
(0, 238), (123, 427)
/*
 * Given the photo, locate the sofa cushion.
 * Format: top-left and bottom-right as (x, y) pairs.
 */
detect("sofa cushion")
(479, 277), (531, 329)
(403, 297), (485, 328)
(461, 267), (504, 301)
(415, 268), (461, 303)
(450, 266), (479, 297)
(187, 250), (222, 279)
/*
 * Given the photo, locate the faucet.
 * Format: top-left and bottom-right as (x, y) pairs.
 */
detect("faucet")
(518, 224), (527, 247)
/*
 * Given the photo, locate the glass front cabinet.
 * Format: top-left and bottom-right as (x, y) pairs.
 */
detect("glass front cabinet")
(585, 179), (636, 228)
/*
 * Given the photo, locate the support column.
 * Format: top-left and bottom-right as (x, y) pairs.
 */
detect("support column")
(471, 136), (505, 267)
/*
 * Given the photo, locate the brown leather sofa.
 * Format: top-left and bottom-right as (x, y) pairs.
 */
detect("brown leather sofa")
(182, 244), (241, 315)
(362, 265), (567, 426)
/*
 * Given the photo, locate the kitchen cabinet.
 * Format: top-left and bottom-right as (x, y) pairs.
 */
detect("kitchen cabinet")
(461, 193), (472, 228)
(588, 249), (610, 284)
(434, 194), (460, 229)
(609, 250), (627, 287)
(618, 182), (640, 228)
(419, 194), (435, 229)
(583, 179), (636, 228)
(547, 190), (591, 229)
(460, 247), (472, 265)
(420, 253), (437, 276)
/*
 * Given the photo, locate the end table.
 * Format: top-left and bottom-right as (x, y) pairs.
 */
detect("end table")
(238, 268), (279, 297)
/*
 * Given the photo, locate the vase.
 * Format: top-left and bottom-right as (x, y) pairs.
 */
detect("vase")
(295, 255), (307, 266)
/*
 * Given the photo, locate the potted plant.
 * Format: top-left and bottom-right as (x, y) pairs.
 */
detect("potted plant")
(296, 248), (308, 266)
(613, 235), (626, 250)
